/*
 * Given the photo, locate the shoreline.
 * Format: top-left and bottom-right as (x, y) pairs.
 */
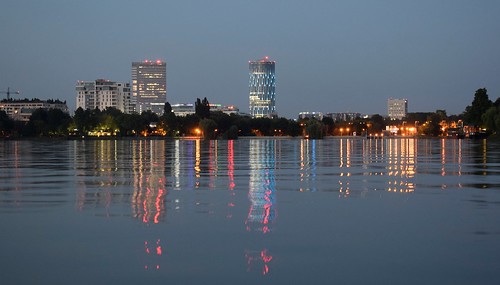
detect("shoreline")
(1, 134), (495, 141)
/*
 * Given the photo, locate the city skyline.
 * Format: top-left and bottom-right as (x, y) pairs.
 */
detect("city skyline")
(1, 1), (499, 119)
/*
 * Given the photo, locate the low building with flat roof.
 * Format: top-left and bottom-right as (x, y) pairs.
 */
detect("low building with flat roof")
(0, 99), (69, 121)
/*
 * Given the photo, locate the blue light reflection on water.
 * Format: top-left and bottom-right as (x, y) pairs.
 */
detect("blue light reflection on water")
(0, 138), (500, 284)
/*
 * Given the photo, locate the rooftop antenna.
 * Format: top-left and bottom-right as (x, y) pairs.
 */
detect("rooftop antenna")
(1, 87), (20, 100)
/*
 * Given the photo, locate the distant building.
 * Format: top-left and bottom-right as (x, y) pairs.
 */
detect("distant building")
(325, 112), (361, 122)
(298, 111), (323, 121)
(171, 103), (195, 117)
(0, 99), (69, 121)
(132, 60), (167, 115)
(387, 98), (408, 120)
(209, 104), (240, 115)
(171, 103), (240, 117)
(76, 79), (133, 113)
(249, 57), (276, 118)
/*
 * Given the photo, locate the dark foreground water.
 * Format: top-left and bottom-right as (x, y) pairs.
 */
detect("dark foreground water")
(1, 138), (499, 284)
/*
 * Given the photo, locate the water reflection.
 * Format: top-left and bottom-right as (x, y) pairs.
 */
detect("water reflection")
(3, 138), (500, 281)
(73, 140), (168, 271)
(246, 139), (277, 275)
(339, 138), (352, 197)
(227, 140), (236, 219)
(299, 139), (317, 192)
(74, 140), (167, 222)
(386, 138), (416, 193)
(247, 139), (277, 233)
(143, 238), (163, 270)
(131, 140), (167, 224)
(245, 248), (273, 275)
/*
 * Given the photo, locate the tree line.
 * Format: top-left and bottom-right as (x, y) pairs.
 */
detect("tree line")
(1, 90), (499, 139)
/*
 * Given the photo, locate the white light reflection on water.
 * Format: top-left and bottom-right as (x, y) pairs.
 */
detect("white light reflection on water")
(1, 138), (500, 284)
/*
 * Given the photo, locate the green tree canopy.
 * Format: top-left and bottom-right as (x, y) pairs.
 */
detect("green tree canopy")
(463, 88), (493, 126)
(200, 118), (217, 139)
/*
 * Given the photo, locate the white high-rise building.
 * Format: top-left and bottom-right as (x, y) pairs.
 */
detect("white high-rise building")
(76, 79), (133, 113)
(387, 98), (408, 120)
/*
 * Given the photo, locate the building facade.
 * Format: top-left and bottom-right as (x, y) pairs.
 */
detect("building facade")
(171, 103), (195, 117)
(209, 104), (240, 115)
(0, 99), (69, 121)
(171, 103), (240, 117)
(132, 60), (167, 115)
(325, 112), (361, 122)
(387, 98), (408, 120)
(249, 57), (276, 118)
(298, 111), (323, 121)
(76, 79), (133, 113)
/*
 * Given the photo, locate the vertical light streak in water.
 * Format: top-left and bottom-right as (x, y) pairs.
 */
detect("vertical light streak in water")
(339, 139), (351, 197)
(299, 139), (317, 192)
(209, 140), (218, 189)
(227, 140), (235, 219)
(339, 138), (344, 196)
(247, 140), (276, 233)
(228, 140), (235, 191)
(482, 139), (487, 165)
(362, 139), (369, 172)
(300, 139), (305, 187)
(339, 138), (344, 168)
(246, 139), (276, 275)
(346, 139), (351, 169)
(441, 139), (446, 177)
(458, 139), (462, 177)
(131, 140), (166, 224)
(173, 140), (180, 189)
(195, 139), (201, 188)
(387, 138), (415, 193)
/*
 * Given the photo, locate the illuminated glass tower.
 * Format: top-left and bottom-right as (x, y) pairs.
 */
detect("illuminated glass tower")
(132, 60), (167, 115)
(249, 57), (276, 118)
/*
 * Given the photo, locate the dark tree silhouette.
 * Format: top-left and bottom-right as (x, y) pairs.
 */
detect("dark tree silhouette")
(463, 88), (493, 127)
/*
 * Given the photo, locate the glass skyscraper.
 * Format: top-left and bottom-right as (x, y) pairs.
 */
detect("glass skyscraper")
(249, 57), (276, 118)
(132, 60), (167, 115)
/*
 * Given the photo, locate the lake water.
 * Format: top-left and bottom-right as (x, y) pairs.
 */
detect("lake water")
(1, 138), (499, 284)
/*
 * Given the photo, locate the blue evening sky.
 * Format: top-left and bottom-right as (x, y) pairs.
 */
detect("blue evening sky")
(1, 0), (499, 118)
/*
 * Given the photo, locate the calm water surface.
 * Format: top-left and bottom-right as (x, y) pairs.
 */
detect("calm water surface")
(1, 138), (499, 284)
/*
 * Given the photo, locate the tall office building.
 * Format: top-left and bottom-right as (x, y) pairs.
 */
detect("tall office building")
(387, 98), (408, 120)
(249, 57), (276, 118)
(76, 79), (133, 114)
(132, 60), (167, 115)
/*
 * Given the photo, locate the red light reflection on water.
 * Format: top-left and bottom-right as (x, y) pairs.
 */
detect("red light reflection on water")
(144, 239), (163, 270)
(134, 168), (166, 224)
(245, 248), (273, 275)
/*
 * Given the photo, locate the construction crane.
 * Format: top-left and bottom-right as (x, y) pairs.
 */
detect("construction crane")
(0, 87), (20, 100)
